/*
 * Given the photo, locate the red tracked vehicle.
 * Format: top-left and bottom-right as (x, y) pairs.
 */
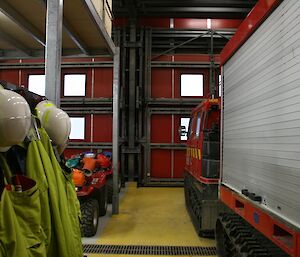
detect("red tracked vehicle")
(215, 0), (300, 256)
(183, 98), (222, 237)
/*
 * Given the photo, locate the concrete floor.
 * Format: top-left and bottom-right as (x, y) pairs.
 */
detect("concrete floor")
(82, 182), (216, 257)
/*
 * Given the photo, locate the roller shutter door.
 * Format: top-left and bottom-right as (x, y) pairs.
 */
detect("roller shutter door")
(222, 0), (300, 229)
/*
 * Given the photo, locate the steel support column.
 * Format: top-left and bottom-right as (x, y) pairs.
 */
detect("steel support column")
(127, 21), (137, 181)
(112, 47), (120, 215)
(45, 0), (63, 106)
(137, 28), (144, 186)
(120, 28), (127, 184)
(209, 30), (216, 97)
(144, 28), (152, 184)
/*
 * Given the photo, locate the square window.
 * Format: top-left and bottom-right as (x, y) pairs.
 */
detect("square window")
(219, 75), (222, 97)
(64, 74), (86, 96)
(180, 117), (190, 141)
(28, 74), (45, 96)
(70, 117), (85, 140)
(195, 113), (201, 138)
(181, 74), (203, 96)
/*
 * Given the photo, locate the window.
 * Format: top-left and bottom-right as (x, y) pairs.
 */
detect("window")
(219, 75), (222, 97)
(181, 74), (203, 96)
(180, 118), (190, 141)
(195, 113), (201, 138)
(28, 74), (46, 96)
(187, 118), (194, 139)
(69, 117), (85, 140)
(64, 74), (86, 96)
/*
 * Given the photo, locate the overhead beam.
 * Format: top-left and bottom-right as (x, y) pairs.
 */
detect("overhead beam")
(152, 31), (210, 60)
(63, 18), (90, 55)
(151, 7), (250, 13)
(38, 0), (90, 55)
(115, 7), (252, 18)
(0, 1), (45, 46)
(0, 29), (31, 57)
(81, 0), (115, 56)
(137, 0), (257, 7)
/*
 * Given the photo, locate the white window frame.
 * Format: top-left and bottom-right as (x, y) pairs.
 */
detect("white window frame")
(28, 74), (46, 96)
(195, 113), (201, 138)
(63, 74), (86, 96)
(180, 74), (204, 97)
(219, 74), (222, 97)
(69, 117), (85, 140)
(180, 117), (190, 141)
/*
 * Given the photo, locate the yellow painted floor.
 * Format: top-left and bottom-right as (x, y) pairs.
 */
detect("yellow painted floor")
(86, 182), (216, 257)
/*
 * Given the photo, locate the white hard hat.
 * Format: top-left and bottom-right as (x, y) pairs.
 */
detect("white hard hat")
(0, 89), (31, 151)
(35, 100), (56, 121)
(41, 107), (71, 147)
(0, 84), (4, 90)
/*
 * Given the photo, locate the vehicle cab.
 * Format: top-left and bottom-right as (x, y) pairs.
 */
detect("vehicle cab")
(185, 98), (221, 185)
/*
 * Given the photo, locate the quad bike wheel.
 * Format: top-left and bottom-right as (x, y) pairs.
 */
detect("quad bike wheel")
(80, 198), (99, 237)
(107, 176), (121, 203)
(99, 185), (108, 216)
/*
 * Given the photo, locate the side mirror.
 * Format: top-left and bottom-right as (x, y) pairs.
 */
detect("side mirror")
(178, 126), (187, 137)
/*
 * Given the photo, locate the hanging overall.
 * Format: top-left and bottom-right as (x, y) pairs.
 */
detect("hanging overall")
(26, 140), (70, 257)
(38, 128), (83, 257)
(0, 155), (47, 257)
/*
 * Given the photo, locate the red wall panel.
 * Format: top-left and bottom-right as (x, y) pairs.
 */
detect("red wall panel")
(174, 18), (242, 29)
(151, 150), (171, 178)
(153, 54), (220, 63)
(0, 70), (20, 85)
(152, 55), (173, 62)
(94, 68), (113, 98)
(113, 17), (129, 27)
(151, 69), (172, 98)
(174, 18), (207, 29)
(151, 115), (172, 143)
(93, 114), (112, 142)
(174, 54), (216, 63)
(212, 19), (242, 29)
(174, 150), (186, 178)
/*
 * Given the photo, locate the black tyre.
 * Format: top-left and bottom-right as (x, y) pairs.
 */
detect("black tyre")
(80, 199), (99, 237)
(99, 185), (108, 216)
(107, 176), (121, 204)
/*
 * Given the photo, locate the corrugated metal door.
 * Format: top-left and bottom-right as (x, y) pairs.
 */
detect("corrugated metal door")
(223, 0), (300, 229)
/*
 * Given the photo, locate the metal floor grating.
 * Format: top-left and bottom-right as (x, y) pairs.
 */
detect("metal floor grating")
(82, 244), (217, 255)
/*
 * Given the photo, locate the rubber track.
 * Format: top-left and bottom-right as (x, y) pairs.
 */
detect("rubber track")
(184, 174), (215, 237)
(218, 213), (289, 257)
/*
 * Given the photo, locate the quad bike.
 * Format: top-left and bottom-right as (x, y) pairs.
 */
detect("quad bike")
(71, 154), (108, 237)
(69, 151), (121, 237)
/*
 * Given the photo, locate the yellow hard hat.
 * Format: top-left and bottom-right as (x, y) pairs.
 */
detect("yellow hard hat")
(35, 100), (56, 121)
(41, 107), (71, 147)
(0, 89), (31, 152)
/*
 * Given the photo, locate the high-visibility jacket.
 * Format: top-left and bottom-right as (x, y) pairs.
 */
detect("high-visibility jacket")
(0, 155), (47, 257)
(38, 128), (83, 257)
(26, 140), (69, 257)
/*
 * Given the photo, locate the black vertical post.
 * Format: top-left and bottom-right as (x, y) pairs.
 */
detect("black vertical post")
(128, 20), (137, 181)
